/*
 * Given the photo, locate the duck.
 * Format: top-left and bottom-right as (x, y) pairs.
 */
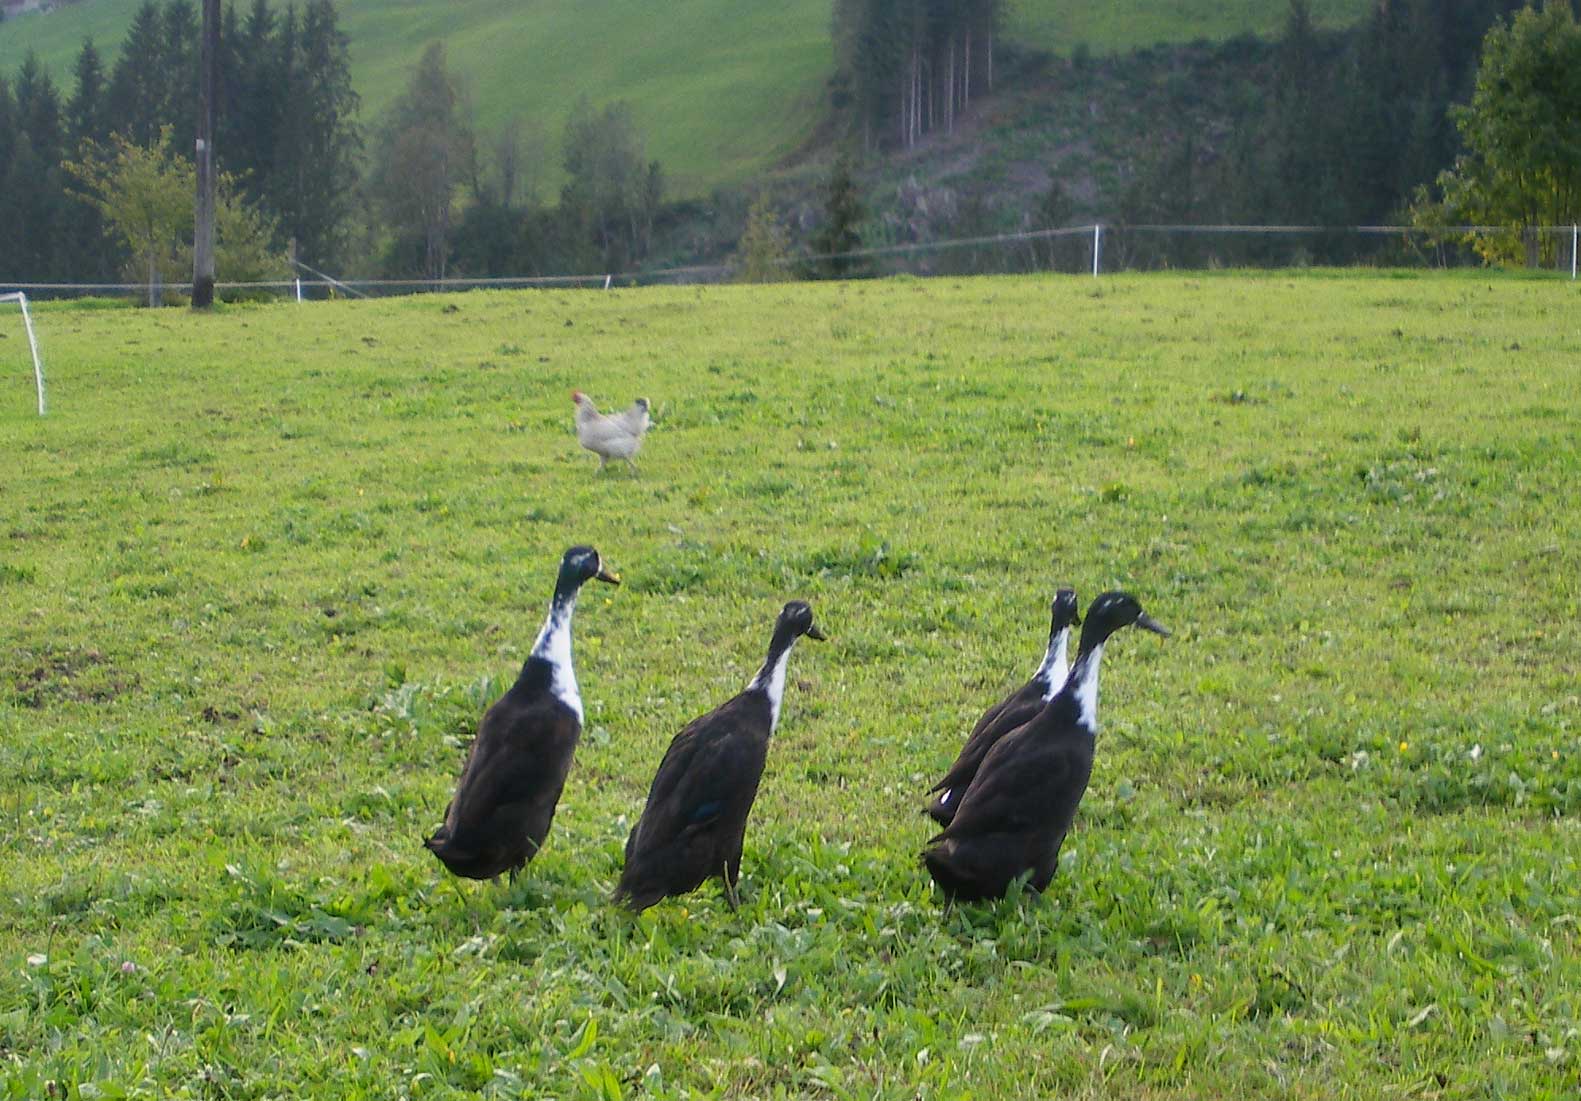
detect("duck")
(924, 589), (1081, 826)
(922, 591), (1167, 903)
(613, 601), (826, 912)
(424, 545), (620, 882)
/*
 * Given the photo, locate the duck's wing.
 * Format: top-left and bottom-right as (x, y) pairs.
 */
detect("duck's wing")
(444, 693), (580, 834)
(628, 694), (770, 856)
(939, 724), (1087, 839)
(930, 679), (1043, 796)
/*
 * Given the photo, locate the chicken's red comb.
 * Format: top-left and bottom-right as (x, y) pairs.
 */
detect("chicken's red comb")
(572, 389), (585, 402)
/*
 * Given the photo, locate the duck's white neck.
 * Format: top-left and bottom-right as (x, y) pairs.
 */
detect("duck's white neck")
(1066, 642), (1104, 732)
(531, 591), (581, 721)
(747, 643), (794, 733)
(1035, 627), (1073, 702)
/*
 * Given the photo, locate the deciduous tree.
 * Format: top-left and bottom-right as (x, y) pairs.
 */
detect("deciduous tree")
(560, 97), (661, 272)
(369, 42), (474, 280)
(1412, 1), (1581, 265)
(65, 127), (284, 303)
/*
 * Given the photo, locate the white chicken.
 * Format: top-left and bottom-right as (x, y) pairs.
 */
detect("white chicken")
(572, 390), (651, 473)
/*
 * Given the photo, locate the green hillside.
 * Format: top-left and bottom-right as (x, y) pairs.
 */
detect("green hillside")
(0, 0), (834, 195)
(1, 0), (1373, 194)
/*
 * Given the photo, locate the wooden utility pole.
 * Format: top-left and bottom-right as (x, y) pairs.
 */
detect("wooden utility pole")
(192, 0), (220, 308)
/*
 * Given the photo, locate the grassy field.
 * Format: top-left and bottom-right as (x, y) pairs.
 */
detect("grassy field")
(2, 271), (1580, 1097)
(1, 0), (1375, 195)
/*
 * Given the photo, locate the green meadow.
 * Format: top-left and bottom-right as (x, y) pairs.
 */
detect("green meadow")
(1, 272), (1579, 1097)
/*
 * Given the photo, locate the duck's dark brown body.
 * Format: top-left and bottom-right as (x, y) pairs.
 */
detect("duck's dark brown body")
(922, 591), (1166, 903)
(925, 591), (1078, 827)
(613, 600), (823, 912)
(922, 695), (1093, 901)
(924, 677), (1052, 827)
(425, 659), (582, 881)
(613, 691), (773, 911)
(423, 544), (618, 885)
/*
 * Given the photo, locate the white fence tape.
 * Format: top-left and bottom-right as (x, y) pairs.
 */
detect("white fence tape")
(4, 223), (1578, 300)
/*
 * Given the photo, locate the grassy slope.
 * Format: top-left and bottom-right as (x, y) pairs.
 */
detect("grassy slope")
(2, 272), (1579, 1097)
(0, 0), (834, 194)
(1, 0), (1374, 196)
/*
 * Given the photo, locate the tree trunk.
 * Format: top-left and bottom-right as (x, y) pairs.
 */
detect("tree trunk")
(946, 37), (954, 134)
(954, 27), (967, 112)
(192, 0), (220, 308)
(899, 69), (908, 148)
(910, 50), (923, 148)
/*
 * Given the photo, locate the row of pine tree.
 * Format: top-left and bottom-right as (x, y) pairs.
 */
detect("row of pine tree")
(0, 0), (359, 282)
(831, 0), (1002, 151)
(0, 1), (665, 288)
(1112, 0), (1530, 265)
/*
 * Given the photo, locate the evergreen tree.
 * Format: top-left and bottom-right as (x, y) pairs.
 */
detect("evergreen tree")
(213, 1), (249, 181)
(1267, 1), (1344, 227)
(14, 52), (62, 166)
(9, 54), (66, 278)
(0, 77), (20, 274)
(65, 39), (119, 279)
(732, 194), (791, 282)
(159, 0), (199, 152)
(811, 156), (865, 278)
(832, 0), (1001, 151)
(266, 3), (303, 226)
(66, 39), (111, 150)
(108, 2), (168, 147)
(0, 75), (12, 178)
(274, 0), (361, 266)
(221, 0), (280, 199)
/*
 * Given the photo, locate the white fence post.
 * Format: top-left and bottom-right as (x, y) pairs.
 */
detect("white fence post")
(1092, 224), (1102, 278)
(1572, 225), (1577, 281)
(8, 292), (48, 416)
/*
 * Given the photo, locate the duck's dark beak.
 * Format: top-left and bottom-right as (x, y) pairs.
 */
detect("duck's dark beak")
(595, 566), (621, 585)
(1136, 612), (1169, 637)
(806, 624), (828, 641)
